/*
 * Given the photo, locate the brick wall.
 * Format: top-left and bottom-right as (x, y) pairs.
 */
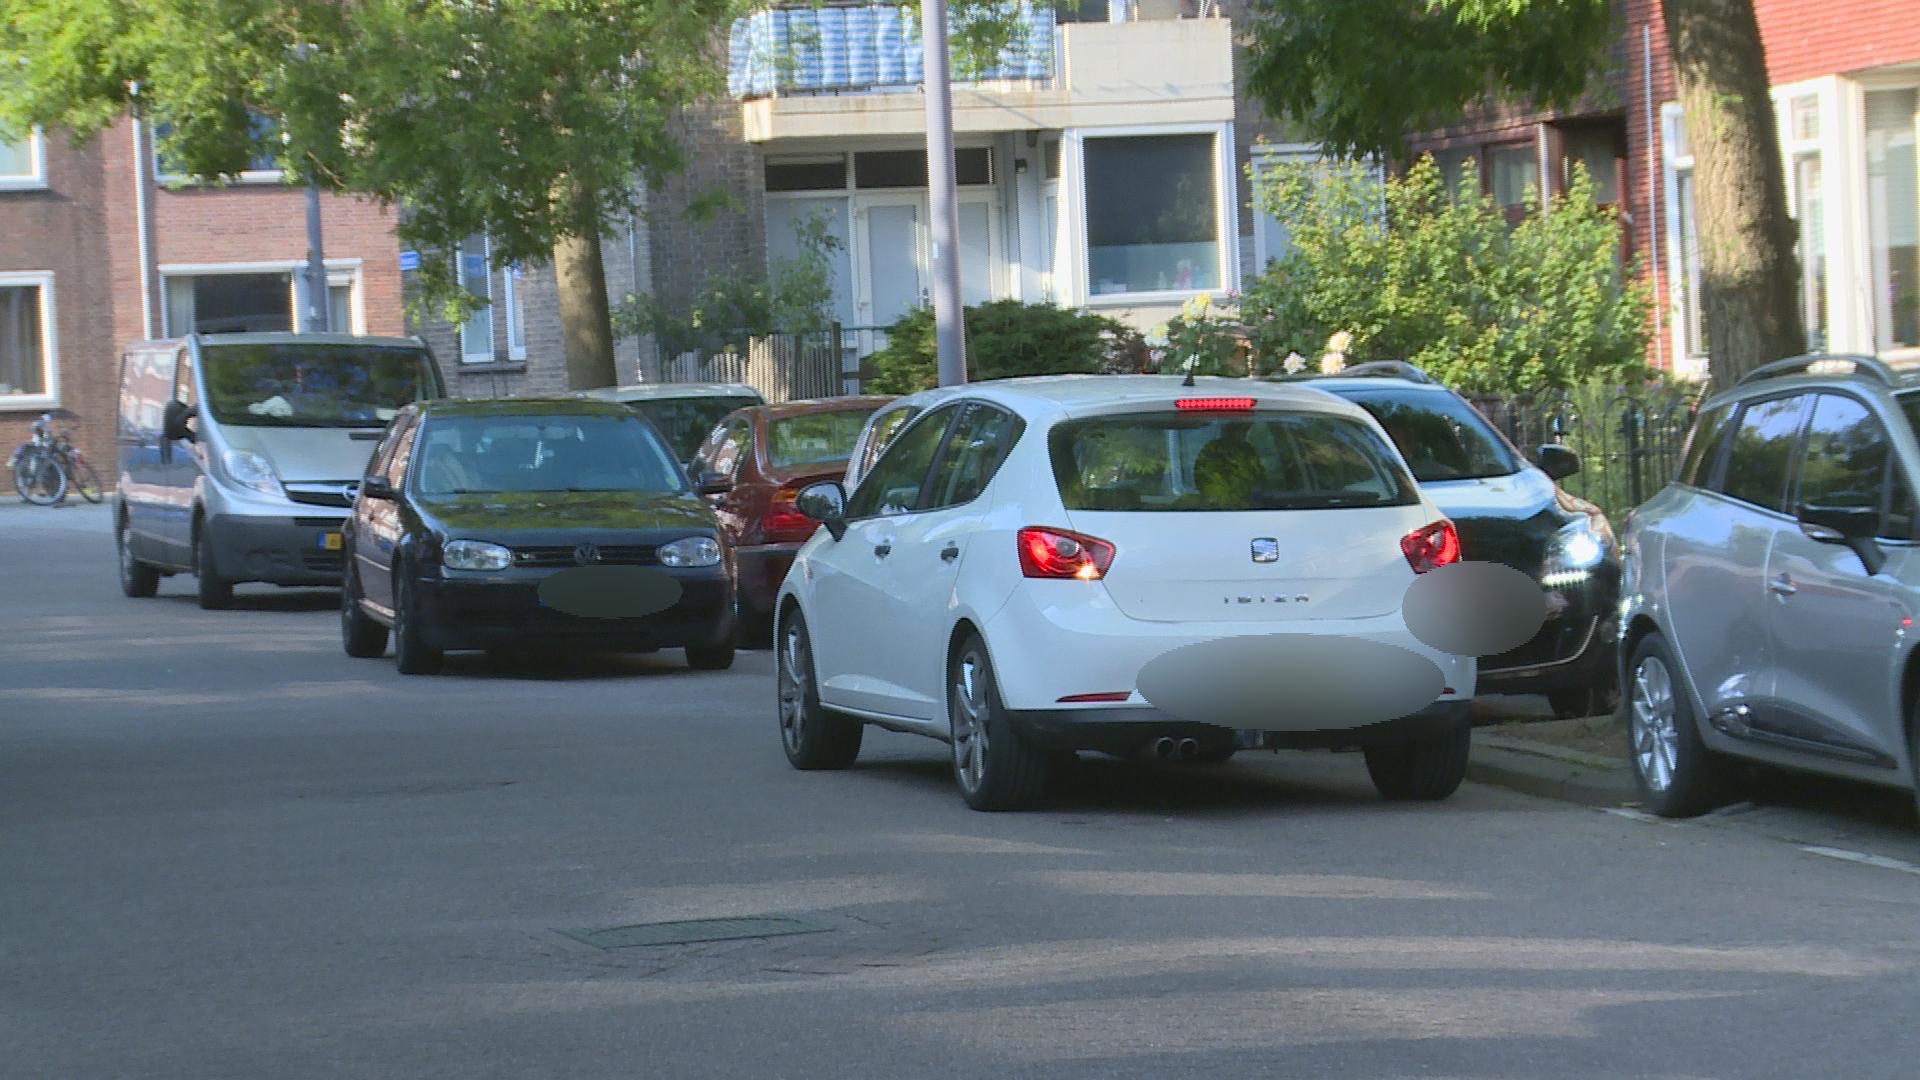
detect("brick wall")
(645, 101), (768, 319)
(1754, 0), (1920, 85)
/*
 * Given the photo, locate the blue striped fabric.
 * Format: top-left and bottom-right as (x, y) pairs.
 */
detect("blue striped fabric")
(726, 3), (1054, 98)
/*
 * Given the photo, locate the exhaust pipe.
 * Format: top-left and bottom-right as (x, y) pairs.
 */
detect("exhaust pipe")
(1152, 737), (1177, 760)
(1177, 738), (1200, 760)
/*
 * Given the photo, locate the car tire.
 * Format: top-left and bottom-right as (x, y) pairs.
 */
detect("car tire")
(117, 517), (160, 599)
(687, 642), (736, 671)
(340, 568), (389, 659)
(193, 519), (233, 610)
(1908, 707), (1920, 826)
(776, 611), (862, 770)
(1626, 633), (1724, 817)
(949, 632), (1053, 811)
(392, 573), (444, 676)
(1364, 717), (1472, 801)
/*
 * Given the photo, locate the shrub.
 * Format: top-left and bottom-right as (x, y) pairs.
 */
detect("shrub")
(864, 300), (1138, 394)
(614, 210), (841, 357)
(1244, 154), (1652, 395)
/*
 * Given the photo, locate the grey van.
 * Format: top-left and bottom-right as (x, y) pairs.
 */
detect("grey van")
(1619, 353), (1920, 819)
(114, 333), (446, 608)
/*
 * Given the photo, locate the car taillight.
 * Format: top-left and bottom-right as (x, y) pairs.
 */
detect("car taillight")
(762, 487), (817, 540)
(1401, 520), (1461, 574)
(1175, 397), (1256, 411)
(1018, 527), (1115, 580)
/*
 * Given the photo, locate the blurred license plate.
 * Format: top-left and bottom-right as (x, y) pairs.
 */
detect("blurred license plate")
(318, 532), (342, 551)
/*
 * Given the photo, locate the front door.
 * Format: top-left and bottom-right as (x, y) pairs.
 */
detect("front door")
(160, 345), (202, 563)
(356, 415), (416, 614)
(854, 195), (927, 329)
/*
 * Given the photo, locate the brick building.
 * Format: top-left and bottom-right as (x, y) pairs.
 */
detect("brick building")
(1, 118), (407, 473)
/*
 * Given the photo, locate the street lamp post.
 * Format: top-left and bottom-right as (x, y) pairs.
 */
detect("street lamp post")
(290, 42), (331, 334)
(920, 0), (967, 387)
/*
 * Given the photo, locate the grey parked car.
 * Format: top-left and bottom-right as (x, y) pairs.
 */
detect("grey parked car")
(1619, 353), (1920, 818)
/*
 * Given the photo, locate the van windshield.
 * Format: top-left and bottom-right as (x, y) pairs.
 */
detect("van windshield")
(201, 343), (439, 428)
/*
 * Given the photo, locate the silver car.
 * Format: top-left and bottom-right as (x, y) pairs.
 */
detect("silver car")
(1618, 353), (1920, 818)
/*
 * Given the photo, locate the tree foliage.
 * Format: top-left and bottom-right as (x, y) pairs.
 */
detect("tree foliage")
(1242, 0), (1617, 159)
(1243, 155), (1650, 393)
(613, 211), (844, 357)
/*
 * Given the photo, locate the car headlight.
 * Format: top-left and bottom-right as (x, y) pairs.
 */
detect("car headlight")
(657, 536), (722, 568)
(221, 448), (282, 497)
(1542, 518), (1607, 587)
(443, 539), (512, 571)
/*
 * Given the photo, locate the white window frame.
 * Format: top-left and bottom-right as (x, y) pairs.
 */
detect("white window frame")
(157, 260), (363, 336)
(0, 271), (60, 410)
(0, 127), (47, 191)
(1852, 70), (1920, 360)
(502, 262), (528, 362)
(1660, 103), (1708, 378)
(457, 235), (495, 365)
(1775, 79), (1837, 355)
(1065, 121), (1241, 309)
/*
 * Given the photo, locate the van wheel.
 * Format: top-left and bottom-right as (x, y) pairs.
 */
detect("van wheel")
(340, 568), (389, 659)
(1626, 633), (1725, 817)
(117, 518), (159, 598)
(1364, 718), (1472, 801)
(193, 520), (233, 610)
(949, 633), (1053, 811)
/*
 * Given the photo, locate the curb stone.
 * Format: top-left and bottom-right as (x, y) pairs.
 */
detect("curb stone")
(1467, 730), (1636, 808)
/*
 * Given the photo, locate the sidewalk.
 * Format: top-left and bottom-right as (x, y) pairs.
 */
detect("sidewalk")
(0, 497), (112, 531)
(1467, 704), (1636, 808)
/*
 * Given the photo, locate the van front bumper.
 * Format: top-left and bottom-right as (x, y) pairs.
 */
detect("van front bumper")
(204, 512), (349, 585)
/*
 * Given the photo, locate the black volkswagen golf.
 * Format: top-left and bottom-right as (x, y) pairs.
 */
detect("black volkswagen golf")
(339, 398), (736, 674)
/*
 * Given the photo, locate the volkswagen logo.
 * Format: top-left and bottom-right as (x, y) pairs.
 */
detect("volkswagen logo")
(573, 543), (601, 566)
(1251, 537), (1279, 563)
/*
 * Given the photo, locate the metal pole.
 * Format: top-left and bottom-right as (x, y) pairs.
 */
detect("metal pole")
(304, 175), (330, 332)
(921, 0), (967, 386)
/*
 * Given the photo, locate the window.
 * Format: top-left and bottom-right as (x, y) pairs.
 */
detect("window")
(767, 408), (880, 472)
(766, 155), (848, 193)
(199, 341), (438, 428)
(1083, 133), (1221, 296)
(1048, 411), (1418, 512)
(1564, 128), (1621, 206)
(0, 274), (56, 406)
(1780, 92), (1827, 352)
(1677, 403), (1735, 487)
(1488, 143), (1536, 216)
(1429, 146), (1473, 199)
(846, 404), (960, 519)
(1866, 89), (1919, 351)
(1054, 0), (1111, 22)
(852, 148), (993, 189)
(1043, 139), (1061, 181)
(1716, 395), (1809, 512)
(1665, 107), (1707, 363)
(1, 128), (44, 188)
(458, 235), (493, 363)
(855, 403), (923, 483)
(503, 264), (528, 361)
(1795, 395), (1889, 518)
(1328, 388), (1521, 482)
(922, 404), (1022, 509)
(152, 113), (282, 182)
(704, 420), (752, 479)
(165, 273), (293, 335)
(368, 413), (413, 481)
(383, 416), (419, 487)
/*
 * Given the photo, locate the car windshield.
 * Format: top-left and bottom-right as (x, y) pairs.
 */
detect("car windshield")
(1049, 410), (1419, 511)
(629, 396), (762, 462)
(1323, 387), (1522, 482)
(201, 343), (437, 428)
(413, 414), (686, 495)
(768, 408), (879, 471)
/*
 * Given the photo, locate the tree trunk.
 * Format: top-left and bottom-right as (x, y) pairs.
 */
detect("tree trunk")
(1663, 0), (1806, 390)
(552, 178), (619, 390)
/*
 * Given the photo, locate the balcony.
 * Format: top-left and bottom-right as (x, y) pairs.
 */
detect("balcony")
(729, 3), (1235, 143)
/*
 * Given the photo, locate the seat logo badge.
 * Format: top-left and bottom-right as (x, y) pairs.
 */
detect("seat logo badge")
(573, 543), (601, 566)
(1251, 538), (1279, 563)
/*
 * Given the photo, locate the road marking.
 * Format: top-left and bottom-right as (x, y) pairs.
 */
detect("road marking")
(1799, 846), (1920, 877)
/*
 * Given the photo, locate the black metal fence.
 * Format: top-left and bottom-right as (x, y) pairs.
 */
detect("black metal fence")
(1467, 387), (1706, 523)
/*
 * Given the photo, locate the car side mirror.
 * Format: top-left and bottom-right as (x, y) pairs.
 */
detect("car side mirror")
(795, 480), (848, 542)
(1536, 443), (1580, 482)
(360, 476), (396, 502)
(162, 400), (197, 442)
(696, 470), (733, 497)
(1798, 503), (1886, 576)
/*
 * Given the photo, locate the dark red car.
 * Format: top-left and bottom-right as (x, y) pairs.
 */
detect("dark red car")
(689, 396), (893, 643)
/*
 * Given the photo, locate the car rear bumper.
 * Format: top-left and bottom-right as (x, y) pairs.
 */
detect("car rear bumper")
(735, 542), (803, 616)
(410, 567), (733, 652)
(1007, 700), (1473, 756)
(205, 512), (350, 585)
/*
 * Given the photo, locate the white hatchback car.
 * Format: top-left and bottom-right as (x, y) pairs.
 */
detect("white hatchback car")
(775, 376), (1477, 810)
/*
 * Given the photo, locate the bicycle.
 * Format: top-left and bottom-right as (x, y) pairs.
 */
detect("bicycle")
(8, 410), (102, 506)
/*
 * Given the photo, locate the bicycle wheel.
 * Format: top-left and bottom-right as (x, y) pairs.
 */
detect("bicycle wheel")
(67, 456), (103, 503)
(13, 450), (65, 505)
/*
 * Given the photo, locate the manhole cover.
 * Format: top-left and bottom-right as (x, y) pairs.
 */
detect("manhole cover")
(559, 915), (832, 949)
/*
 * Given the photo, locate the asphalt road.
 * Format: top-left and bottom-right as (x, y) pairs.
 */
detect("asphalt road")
(6, 502), (1920, 1079)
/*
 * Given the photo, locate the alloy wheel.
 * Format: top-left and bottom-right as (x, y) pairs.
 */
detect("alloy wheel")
(778, 623), (808, 755)
(951, 651), (989, 793)
(1630, 654), (1680, 793)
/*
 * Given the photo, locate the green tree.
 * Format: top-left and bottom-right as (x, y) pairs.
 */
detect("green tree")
(1243, 0), (1805, 390)
(1244, 155), (1650, 393)
(613, 210), (843, 357)
(865, 300), (1136, 394)
(0, 0), (1030, 389)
